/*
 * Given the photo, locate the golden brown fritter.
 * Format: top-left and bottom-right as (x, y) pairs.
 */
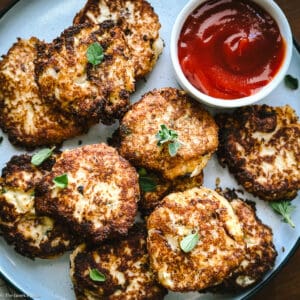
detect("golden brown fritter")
(35, 144), (140, 244)
(119, 88), (218, 180)
(138, 168), (203, 214)
(217, 105), (300, 201)
(0, 38), (88, 149)
(204, 189), (277, 293)
(147, 187), (246, 292)
(35, 22), (135, 124)
(70, 224), (167, 300)
(73, 0), (163, 79)
(223, 199), (276, 291)
(0, 154), (77, 259)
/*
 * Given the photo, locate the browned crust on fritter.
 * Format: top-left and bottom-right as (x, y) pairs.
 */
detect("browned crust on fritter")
(119, 88), (218, 180)
(73, 0), (162, 79)
(35, 22), (135, 124)
(35, 144), (140, 244)
(147, 187), (246, 292)
(1, 154), (46, 191)
(140, 169), (204, 215)
(70, 224), (167, 300)
(0, 154), (78, 259)
(0, 155), (48, 223)
(219, 198), (276, 292)
(0, 38), (88, 149)
(0, 215), (77, 259)
(216, 105), (300, 201)
(203, 188), (277, 293)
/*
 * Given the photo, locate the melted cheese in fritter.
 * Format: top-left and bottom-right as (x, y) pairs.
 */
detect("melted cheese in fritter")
(0, 38), (86, 148)
(2, 190), (34, 216)
(230, 199), (276, 288)
(147, 187), (246, 292)
(16, 215), (54, 247)
(73, 0), (163, 79)
(0, 154), (76, 259)
(206, 196), (277, 292)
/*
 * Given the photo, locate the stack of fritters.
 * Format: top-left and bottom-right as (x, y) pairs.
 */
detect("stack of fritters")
(0, 0), (162, 148)
(0, 143), (140, 258)
(0, 154), (77, 259)
(116, 87), (218, 213)
(146, 187), (276, 293)
(217, 104), (300, 201)
(0, 38), (88, 148)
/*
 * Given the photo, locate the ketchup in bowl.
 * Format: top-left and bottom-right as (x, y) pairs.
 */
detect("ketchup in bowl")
(178, 0), (286, 100)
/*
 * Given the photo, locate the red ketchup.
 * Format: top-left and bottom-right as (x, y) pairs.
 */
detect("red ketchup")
(178, 0), (286, 99)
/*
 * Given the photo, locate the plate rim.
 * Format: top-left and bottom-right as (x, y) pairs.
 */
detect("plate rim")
(0, 0), (299, 299)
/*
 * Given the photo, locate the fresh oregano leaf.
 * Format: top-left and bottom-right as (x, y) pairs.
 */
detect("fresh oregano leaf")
(31, 146), (55, 166)
(156, 124), (181, 156)
(270, 201), (296, 228)
(53, 174), (68, 189)
(168, 140), (181, 157)
(284, 74), (298, 90)
(180, 232), (199, 253)
(138, 168), (157, 192)
(87, 42), (104, 66)
(89, 268), (106, 282)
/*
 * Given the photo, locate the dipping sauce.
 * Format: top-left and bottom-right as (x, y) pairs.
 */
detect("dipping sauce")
(178, 0), (286, 99)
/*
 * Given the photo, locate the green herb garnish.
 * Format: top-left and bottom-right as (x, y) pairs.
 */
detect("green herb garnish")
(284, 74), (299, 90)
(89, 269), (106, 282)
(156, 124), (181, 157)
(31, 146), (55, 166)
(138, 168), (157, 192)
(180, 232), (199, 253)
(87, 42), (104, 66)
(53, 174), (68, 189)
(270, 201), (296, 228)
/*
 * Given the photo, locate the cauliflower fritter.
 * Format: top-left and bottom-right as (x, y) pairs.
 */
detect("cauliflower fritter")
(73, 0), (163, 79)
(0, 154), (77, 259)
(0, 38), (87, 148)
(217, 105), (300, 201)
(205, 189), (277, 293)
(35, 22), (135, 124)
(70, 224), (167, 300)
(35, 144), (140, 244)
(147, 187), (246, 292)
(224, 198), (276, 291)
(119, 88), (218, 180)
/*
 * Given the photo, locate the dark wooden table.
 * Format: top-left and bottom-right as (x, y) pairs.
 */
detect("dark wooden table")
(0, 0), (299, 299)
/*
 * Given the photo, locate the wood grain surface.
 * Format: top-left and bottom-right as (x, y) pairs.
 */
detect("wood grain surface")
(0, 0), (299, 299)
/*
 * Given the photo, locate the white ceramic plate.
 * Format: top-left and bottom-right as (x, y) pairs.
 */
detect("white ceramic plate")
(0, 1), (299, 299)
